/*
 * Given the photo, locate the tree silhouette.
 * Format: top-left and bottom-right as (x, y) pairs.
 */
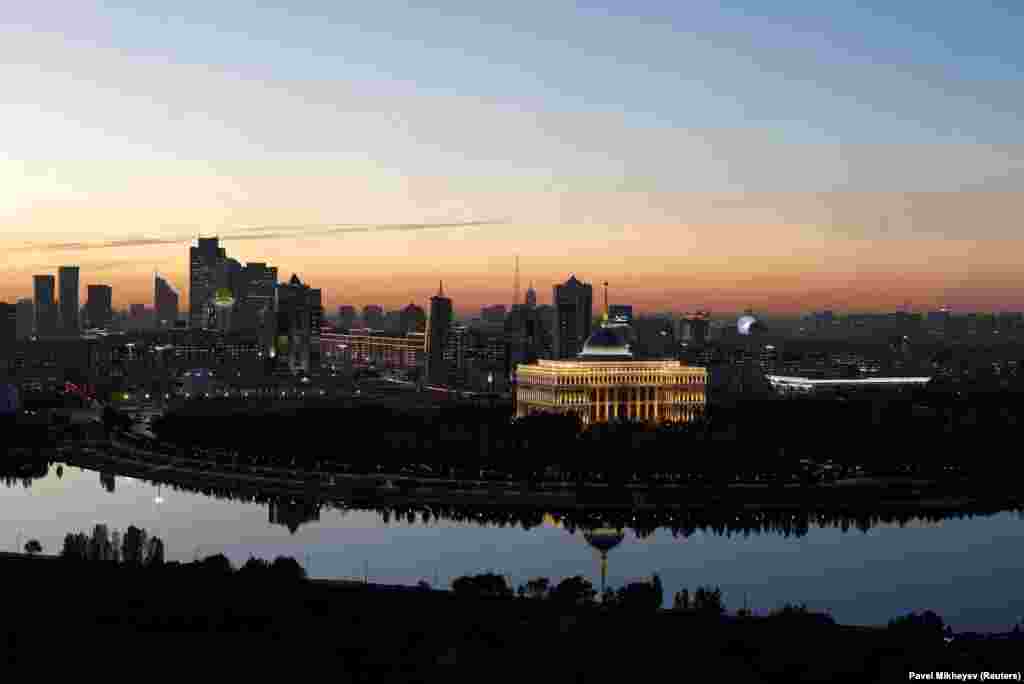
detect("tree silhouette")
(521, 577), (550, 600)
(270, 556), (306, 582)
(451, 573), (513, 598)
(888, 610), (945, 639)
(606, 582), (661, 612)
(198, 553), (234, 576)
(549, 576), (596, 607)
(23, 539), (42, 556)
(121, 526), (147, 565)
(61, 532), (89, 561)
(144, 537), (165, 567)
(691, 586), (725, 615)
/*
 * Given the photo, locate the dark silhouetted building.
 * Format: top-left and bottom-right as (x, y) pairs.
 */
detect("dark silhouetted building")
(33, 275), (57, 336)
(86, 285), (113, 329)
(235, 262), (278, 332)
(525, 282), (537, 309)
(154, 273), (179, 328)
(481, 304), (507, 324)
(633, 316), (676, 359)
(189, 237), (226, 329)
(400, 303), (427, 335)
(813, 310), (835, 332)
(337, 305), (357, 329)
(58, 266), (80, 333)
(426, 282), (453, 385)
(0, 302), (15, 347)
(127, 304), (154, 330)
(681, 311), (711, 346)
(362, 305), (384, 330)
(383, 309), (403, 334)
(553, 275), (593, 359)
(16, 299), (34, 339)
(272, 274), (322, 375)
(608, 304), (633, 323)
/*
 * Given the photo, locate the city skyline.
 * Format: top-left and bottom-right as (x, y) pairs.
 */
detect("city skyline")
(2, 3), (1023, 313)
(13, 250), (1024, 320)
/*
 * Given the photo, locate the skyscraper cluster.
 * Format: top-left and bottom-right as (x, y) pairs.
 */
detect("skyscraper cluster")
(21, 265), (158, 336)
(188, 237), (279, 334)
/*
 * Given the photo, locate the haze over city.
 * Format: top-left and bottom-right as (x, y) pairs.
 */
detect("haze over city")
(3, 2), (1023, 314)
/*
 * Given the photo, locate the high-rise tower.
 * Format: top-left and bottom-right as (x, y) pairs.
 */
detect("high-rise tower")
(272, 273), (322, 375)
(32, 275), (57, 336)
(154, 272), (180, 328)
(15, 298), (33, 339)
(86, 285), (113, 329)
(58, 266), (80, 333)
(189, 236), (226, 329)
(552, 275), (593, 359)
(513, 255), (520, 310)
(426, 281), (453, 386)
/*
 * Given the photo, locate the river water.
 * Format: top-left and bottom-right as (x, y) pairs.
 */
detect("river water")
(3, 462), (1022, 632)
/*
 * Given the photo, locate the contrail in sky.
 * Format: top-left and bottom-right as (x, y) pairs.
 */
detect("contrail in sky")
(6, 219), (507, 253)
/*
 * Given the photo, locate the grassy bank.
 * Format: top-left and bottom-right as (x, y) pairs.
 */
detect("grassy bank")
(0, 552), (1018, 680)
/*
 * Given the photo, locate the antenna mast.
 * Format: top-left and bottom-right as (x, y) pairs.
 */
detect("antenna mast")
(604, 281), (609, 318)
(513, 255), (520, 308)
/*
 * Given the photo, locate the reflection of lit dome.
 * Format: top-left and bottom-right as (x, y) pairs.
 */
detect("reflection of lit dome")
(737, 314), (758, 336)
(584, 527), (625, 554)
(213, 288), (235, 307)
(579, 323), (633, 359)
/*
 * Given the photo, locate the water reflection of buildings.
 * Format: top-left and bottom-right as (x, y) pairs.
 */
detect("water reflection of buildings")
(268, 499), (322, 534)
(583, 527), (625, 595)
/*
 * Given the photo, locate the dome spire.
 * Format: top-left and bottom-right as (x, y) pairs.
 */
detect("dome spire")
(603, 281), (609, 322)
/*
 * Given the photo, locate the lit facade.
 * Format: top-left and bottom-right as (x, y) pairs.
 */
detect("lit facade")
(515, 360), (706, 424)
(321, 330), (425, 368)
(766, 375), (931, 396)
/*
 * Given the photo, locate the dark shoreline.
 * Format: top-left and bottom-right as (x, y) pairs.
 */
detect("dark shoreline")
(55, 439), (1021, 514)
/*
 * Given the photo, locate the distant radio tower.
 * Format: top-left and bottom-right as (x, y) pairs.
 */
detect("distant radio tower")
(513, 255), (520, 307)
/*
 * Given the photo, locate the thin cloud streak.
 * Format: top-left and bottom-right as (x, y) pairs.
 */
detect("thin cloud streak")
(6, 220), (507, 253)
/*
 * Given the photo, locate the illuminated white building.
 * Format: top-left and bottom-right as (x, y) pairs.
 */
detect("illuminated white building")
(766, 375), (931, 396)
(514, 317), (706, 425)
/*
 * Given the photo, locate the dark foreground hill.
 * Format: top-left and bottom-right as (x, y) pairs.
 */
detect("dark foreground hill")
(0, 554), (1018, 681)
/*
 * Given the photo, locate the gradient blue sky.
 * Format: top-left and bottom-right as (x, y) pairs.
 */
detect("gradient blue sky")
(2, 1), (1023, 313)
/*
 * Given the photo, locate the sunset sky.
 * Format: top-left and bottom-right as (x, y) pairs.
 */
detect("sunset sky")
(2, 2), (1023, 315)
